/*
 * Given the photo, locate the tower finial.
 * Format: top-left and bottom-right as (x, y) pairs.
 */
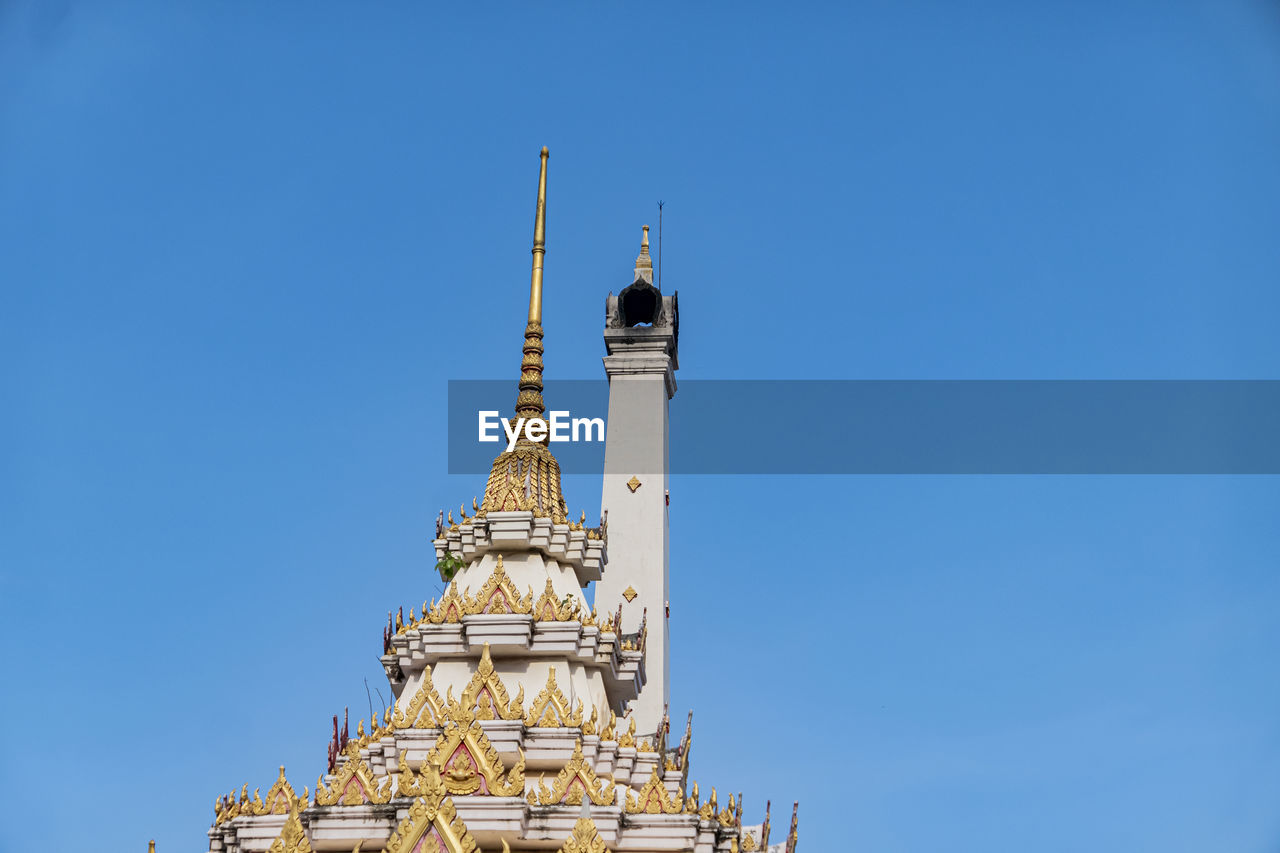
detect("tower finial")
(475, 147), (569, 524)
(514, 148), (549, 420)
(528, 146), (549, 324)
(634, 224), (653, 282)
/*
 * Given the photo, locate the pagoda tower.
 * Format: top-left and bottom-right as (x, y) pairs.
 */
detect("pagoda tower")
(203, 149), (798, 853)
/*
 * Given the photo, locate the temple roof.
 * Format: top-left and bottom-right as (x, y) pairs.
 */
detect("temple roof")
(201, 151), (798, 853)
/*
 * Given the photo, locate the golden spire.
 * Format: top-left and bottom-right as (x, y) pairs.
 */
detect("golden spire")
(475, 147), (569, 524)
(515, 148), (549, 421)
(528, 146), (549, 324)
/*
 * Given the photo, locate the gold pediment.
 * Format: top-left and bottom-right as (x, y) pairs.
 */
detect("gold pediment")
(422, 716), (525, 797)
(447, 643), (524, 722)
(523, 666), (584, 728)
(528, 740), (615, 806)
(392, 665), (448, 729)
(314, 756), (392, 806)
(383, 794), (479, 853)
(256, 766), (305, 816)
(533, 577), (580, 621)
(624, 766), (683, 815)
(216, 768), (309, 826)
(465, 556), (534, 615)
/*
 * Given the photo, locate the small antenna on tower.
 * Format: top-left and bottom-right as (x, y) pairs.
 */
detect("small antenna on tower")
(657, 200), (664, 290)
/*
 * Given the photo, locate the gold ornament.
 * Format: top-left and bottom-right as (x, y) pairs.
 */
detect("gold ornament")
(699, 788), (717, 821)
(554, 817), (611, 853)
(626, 476), (641, 493)
(617, 717), (637, 749)
(684, 781), (700, 814)
(530, 740), (616, 806)
(533, 578), (580, 621)
(622, 586), (637, 603)
(392, 666), (448, 729)
(254, 766), (305, 816)
(314, 756), (392, 806)
(382, 793), (478, 853)
(448, 643), (524, 722)
(624, 766), (683, 815)
(523, 666), (584, 728)
(424, 717), (525, 797)
(600, 711), (618, 743)
(265, 807), (313, 853)
(426, 582), (467, 624)
(462, 556), (533, 616)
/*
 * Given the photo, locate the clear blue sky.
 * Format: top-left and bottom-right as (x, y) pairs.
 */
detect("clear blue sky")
(3, 2), (1280, 851)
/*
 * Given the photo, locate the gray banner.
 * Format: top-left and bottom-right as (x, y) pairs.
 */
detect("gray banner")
(448, 380), (1280, 474)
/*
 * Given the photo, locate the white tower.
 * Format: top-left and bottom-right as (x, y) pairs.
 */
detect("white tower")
(595, 226), (679, 739)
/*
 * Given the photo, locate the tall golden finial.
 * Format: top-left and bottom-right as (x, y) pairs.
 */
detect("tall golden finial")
(515, 147), (550, 421)
(528, 146), (549, 324)
(475, 147), (569, 524)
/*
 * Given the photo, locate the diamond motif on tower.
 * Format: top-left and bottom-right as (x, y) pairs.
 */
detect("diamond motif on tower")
(627, 476), (642, 492)
(623, 585), (638, 602)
